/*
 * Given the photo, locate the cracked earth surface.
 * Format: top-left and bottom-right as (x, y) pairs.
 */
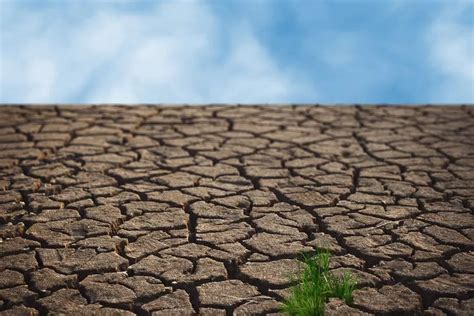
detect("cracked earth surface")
(0, 105), (473, 315)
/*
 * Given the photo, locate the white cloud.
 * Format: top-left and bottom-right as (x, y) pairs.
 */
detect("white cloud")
(0, 1), (316, 103)
(426, 3), (474, 103)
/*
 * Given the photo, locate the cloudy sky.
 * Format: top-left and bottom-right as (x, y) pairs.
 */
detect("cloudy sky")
(0, 0), (473, 104)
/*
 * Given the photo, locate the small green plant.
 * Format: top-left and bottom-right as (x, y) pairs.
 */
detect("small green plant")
(281, 250), (357, 316)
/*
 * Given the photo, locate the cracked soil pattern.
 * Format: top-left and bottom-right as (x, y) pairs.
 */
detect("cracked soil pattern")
(0, 105), (473, 315)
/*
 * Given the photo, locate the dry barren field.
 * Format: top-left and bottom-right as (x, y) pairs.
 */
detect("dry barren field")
(0, 105), (473, 315)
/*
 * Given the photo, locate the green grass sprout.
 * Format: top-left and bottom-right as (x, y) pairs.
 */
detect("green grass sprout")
(281, 250), (357, 315)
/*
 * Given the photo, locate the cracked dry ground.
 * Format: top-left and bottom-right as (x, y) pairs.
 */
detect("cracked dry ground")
(0, 105), (473, 316)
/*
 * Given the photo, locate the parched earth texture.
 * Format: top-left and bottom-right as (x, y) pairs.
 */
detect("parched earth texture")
(0, 105), (473, 316)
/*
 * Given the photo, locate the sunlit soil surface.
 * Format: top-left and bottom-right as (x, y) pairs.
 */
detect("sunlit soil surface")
(0, 105), (473, 315)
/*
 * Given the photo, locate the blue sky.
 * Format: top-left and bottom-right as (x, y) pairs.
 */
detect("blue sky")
(0, 0), (473, 104)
